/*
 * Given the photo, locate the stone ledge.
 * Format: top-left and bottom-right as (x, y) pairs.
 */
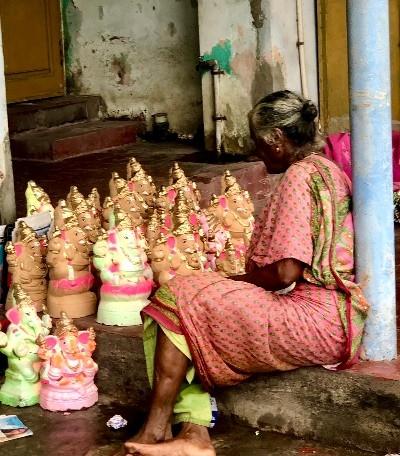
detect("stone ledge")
(217, 367), (400, 453)
(75, 316), (400, 453)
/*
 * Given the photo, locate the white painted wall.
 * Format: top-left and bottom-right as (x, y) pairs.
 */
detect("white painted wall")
(0, 19), (15, 224)
(64, 0), (202, 134)
(198, 0), (318, 154)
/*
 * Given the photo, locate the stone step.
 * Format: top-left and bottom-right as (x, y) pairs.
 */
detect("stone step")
(8, 95), (103, 134)
(10, 120), (141, 161)
(74, 315), (400, 454)
(0, 395), (369, 456)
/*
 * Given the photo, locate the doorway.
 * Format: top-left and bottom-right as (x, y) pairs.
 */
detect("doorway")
(0, 0), (65, 103)
(317, 0), (400, 132)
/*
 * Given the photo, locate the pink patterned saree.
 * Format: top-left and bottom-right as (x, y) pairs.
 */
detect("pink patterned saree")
(143, 154), (369, 391)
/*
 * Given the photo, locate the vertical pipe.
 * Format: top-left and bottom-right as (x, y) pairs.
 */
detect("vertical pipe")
(347, 0), (396, 360)
(213, 69), (223, 157)
(296, 0), (309, 98)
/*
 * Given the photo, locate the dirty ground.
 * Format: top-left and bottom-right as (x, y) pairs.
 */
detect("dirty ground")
(0, 396), (372, 456)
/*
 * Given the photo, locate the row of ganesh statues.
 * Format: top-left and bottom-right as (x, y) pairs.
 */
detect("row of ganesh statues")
(0, 284), (98, 412)
(6, 160), (255, 327)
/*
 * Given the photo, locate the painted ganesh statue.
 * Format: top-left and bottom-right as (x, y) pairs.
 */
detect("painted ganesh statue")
(0, 285), (52, 407)
(93, 205), (153, 326)
(25, 180), (54, 217)
(206, 170), (255, 256)
(38, 311), (98, 412)
(46, 204), (96, 318)
(149, 190), (206, 285)
(5, 220), (47, 311)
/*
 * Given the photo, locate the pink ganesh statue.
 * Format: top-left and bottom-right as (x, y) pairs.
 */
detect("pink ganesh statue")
(38, 311), (98, 412)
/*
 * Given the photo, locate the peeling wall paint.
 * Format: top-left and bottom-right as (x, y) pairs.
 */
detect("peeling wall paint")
(62, 0), (202, 134)
(198, 0), (319, 154)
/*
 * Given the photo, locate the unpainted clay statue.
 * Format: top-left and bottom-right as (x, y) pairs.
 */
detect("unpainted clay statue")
(6, 221), (47, 311)
(93, 205), (153, 326)
(25, 180), (54, 217)
(38, 311), (98, 411)
(46, 206), (96, 318)
(0, 285), (52, 407)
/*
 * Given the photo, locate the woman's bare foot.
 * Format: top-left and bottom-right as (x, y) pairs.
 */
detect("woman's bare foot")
(113, 420), (173, 455)
(124, 423), (215, 456)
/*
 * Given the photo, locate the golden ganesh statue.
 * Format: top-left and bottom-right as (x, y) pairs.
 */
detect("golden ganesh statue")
(216, 238), (246, 276)
(66, 186), (101, 244)
(109, 172), (147, 227)
(46, 205), (96, 318)
(150, 193), (206, 285)
(166, 162), (201, 211)
(208, 170), (255, 255)
(5, 221), (47, 311)
(38, 311), (98, 412)
(25, 180), (54, 217)
(127, 157), (157, 208)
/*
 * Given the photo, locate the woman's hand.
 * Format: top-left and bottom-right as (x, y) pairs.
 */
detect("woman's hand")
(230, 258), (305, 291)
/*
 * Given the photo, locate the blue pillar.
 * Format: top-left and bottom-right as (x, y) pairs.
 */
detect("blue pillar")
(347, 0), (396, 360)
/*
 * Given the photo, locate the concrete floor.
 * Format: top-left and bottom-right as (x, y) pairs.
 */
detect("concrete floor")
(0, 396), (371, 456)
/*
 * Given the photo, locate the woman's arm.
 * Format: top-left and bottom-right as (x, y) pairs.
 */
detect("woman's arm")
(230, 258), (305, 291)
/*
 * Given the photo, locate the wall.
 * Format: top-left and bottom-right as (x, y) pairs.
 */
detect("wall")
(62, 0), (202, 134)
(0, 19), (15, 224)
(198, 0), (318, 154)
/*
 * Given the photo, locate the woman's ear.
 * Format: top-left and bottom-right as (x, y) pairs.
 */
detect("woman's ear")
(271, 128), (284, 145)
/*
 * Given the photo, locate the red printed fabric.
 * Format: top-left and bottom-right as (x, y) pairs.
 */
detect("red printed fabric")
(143, 155), (368, 390)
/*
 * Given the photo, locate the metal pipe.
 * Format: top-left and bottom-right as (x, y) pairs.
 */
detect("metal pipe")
(296, 0), (308, 98)
(211, 64), (225, 157)
(347, 0), (396, 360)
(197, 58), (226, 157)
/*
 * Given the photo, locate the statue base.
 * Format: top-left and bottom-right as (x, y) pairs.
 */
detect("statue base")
(40, 382), (98, 412)
(47, 291), (97, 318)
(0, 378), (40, 407)
(96, 280), (152, 326)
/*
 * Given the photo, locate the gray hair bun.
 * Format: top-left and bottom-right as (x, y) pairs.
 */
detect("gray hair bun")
(301, 100), (318, 122)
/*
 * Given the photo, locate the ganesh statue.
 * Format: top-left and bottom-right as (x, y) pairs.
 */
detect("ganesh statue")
(209, 170), (255, 256)
(109, 172), (147, 227)
(25, 180), (54, 217)
(93, 205), (153, 326)
(0, 284), (52, 407)
(166, 162), (201, 211)
(149, 194), (206, 285)
(65, 186), (101, 244)
(216, 238), (246, 277)
(127, 158), (157, 209)
(38, 311), (98, 412)
(102, 197), (114, 231)
(5, 221), (47, 311)
(46, 205), (96, 318)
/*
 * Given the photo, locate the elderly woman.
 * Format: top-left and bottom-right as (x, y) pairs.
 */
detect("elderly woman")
(121, 90), (369, 456)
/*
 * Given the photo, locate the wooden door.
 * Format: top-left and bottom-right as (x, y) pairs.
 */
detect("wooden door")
(0, 0), (65, 103)
(318, 0), (400, 132)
